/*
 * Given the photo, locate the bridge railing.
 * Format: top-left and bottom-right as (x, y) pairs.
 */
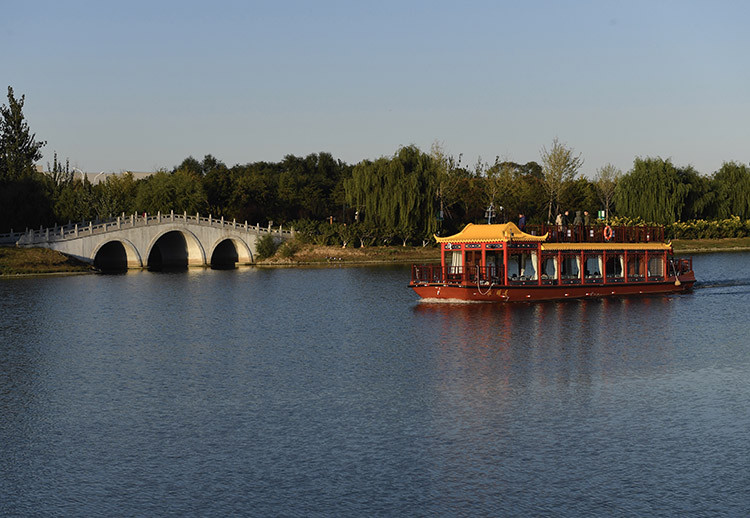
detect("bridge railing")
(11, 210), (294, 246)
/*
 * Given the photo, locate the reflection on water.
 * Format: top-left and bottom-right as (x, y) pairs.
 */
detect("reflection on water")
(1, 255), (750, 516)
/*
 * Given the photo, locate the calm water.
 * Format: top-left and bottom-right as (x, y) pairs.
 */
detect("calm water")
(1, 253), (749, 517)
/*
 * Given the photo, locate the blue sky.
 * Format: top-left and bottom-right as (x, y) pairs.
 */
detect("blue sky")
(3, 0), (749, 176)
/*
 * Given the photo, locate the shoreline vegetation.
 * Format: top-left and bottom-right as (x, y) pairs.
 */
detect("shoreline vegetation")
(2, 237), (750, 276)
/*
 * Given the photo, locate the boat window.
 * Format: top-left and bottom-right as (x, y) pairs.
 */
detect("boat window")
(627, 252), (646, 280)
(560, 253), (580, 280)
(465, 250), (481, 280)
(508, 251), (537, 281)
(541, 255), (558, 280)
(605, 254), (624, 279)
(584, 254), (603, 280)
(446, 250), (463, 274)
(648, 256), (664, 278)
(485, 251), (504, 283)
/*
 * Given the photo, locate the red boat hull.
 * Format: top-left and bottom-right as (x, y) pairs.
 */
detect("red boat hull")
(410, 274), (695, 302)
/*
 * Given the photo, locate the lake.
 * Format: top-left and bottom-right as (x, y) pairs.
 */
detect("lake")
(1, 252), (749, 516)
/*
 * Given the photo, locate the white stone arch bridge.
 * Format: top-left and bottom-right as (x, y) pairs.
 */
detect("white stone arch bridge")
(11, 211), (292, 270)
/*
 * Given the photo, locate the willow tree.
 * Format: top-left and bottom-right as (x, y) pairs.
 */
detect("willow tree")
(345, 145), (438, 242)
(614, 157), (690, 224)
(540, 138), (583, 223)
(712, 161), (750, 219)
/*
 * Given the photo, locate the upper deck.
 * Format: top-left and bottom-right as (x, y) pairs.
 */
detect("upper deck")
(435, 222), (666, 246)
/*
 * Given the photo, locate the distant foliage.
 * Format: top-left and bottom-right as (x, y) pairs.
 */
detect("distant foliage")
(4, 86), (750, 240)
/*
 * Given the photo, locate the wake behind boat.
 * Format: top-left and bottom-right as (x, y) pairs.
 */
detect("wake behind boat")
(410, 222), (695, 302)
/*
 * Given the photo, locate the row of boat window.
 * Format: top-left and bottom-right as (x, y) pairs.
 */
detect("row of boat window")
(447, 250), (665, 281)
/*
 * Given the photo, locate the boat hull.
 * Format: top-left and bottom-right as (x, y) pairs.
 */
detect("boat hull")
(410, 274), (695, 302)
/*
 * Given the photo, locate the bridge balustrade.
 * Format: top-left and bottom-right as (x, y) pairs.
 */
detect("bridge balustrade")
(9, 211), (294, 246)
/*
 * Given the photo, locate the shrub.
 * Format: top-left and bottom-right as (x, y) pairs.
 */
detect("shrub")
(278, 239), (302, 258)
(256, 234), (279, 259)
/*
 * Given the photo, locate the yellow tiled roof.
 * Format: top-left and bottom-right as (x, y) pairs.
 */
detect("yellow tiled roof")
(434, 223), (548, 243)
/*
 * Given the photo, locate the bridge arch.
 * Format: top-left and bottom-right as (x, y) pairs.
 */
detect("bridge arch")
(208, 237), (253, 268)
(146, 228), (206, 269)
(92, 238), (143, 271)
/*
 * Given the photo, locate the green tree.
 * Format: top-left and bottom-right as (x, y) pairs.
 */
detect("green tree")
(227, 161), (279, 223)
(0, 86), (46, 181)
(54, 178), (95, 223)
(678, 165), (713, 221)
(345, 145), (439, 239)
(90, 172), (138, 219)
(615, 157), (689, 224)
(0, 87), (51, 231)
(712, 161), (750, 219)
(136, 169), (206, 215)
(540, 138), (583, 222)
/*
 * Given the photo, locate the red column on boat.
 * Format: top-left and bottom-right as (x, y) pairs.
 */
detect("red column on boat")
(624, 250), (628, 283)
(580, 250), (585, 284)
(482, 245), (487, 284)
(538, 242), (543, 286)
(462, 248), (467, 284)
(602, 250), (607, 284)
(503, 244), (508, 285)
(440, 244), (446, 281)
(557, 250), (562, 285)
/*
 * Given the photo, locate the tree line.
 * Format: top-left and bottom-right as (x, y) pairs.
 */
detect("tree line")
(3, 86), (750, 242)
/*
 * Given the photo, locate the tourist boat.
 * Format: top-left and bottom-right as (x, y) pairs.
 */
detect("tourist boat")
(410, 222), (695, 302)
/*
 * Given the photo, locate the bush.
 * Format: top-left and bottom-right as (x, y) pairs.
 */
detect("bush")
(256, 234), (280, 259)
(666, 216), (750, 239)
(278, 239), (302, 258)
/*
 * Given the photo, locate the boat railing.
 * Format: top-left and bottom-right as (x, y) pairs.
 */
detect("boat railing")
(411, 264), (504, 286)
(669, 257), (693, 276)
(524, 224), (664, 243)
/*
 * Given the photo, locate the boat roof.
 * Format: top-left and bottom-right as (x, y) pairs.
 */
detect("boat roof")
(435, 223), (547, 243)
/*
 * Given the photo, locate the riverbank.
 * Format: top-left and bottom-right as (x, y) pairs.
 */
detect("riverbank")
(259, 237), (750, 265)
(259, 244), (439, 266)
(671, 237), (750, 253)
(2, 237), (750, 275)
(0, 247), (91, 276)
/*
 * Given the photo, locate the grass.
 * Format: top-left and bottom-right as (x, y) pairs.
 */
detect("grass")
(259, 243), (440, 265)
(0, 247), (91, 276)
(671, 236), (750, 253)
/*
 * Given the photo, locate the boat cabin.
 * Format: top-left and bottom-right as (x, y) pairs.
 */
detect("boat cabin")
(412, 222), (692, 290)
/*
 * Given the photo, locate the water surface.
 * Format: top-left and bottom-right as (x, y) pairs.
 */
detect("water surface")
(1, 253), (749, 516)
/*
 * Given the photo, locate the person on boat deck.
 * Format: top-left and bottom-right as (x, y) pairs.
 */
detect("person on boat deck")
(555, 212), (563, 228)
(573, 211), (583, 240)
(561, 210), (571, 241)
(582, 210), (591, 241)
(518, 213), (526, 231)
